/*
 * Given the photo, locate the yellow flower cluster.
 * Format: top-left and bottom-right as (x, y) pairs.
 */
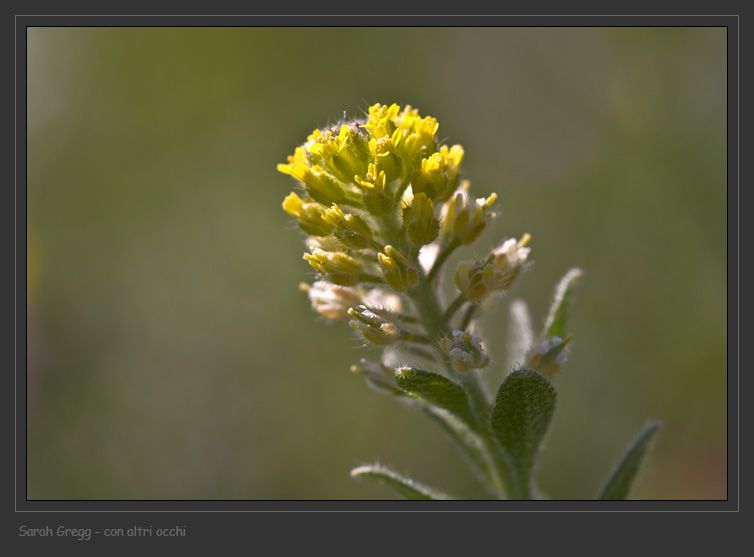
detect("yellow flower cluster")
(279, 103), (526, 350)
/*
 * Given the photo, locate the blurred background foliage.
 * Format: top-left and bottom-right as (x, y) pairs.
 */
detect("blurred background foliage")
(26, 26), (727, 500)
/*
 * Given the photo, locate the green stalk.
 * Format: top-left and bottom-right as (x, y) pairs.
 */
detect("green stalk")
(411, 279), (446, 339)
(441, 293), (466, 327)
(426, 238), (461, 284)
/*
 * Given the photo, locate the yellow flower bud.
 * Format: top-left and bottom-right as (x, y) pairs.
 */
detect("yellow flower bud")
(363, 103), (400, 139)
(280, 160), (346, 206)
(304, 249), (363, 286)
(402, 192), (439, 247)
(411, 145), (464, 203)
(369, 135), (403, 183)
(309, 125), (371, 184)
(321, 204), (373, 249)
(396, 107), (439, 167)
(377, 245), (419, 292)
(355, 163), (395, 216)
(282, 192), (333, 236)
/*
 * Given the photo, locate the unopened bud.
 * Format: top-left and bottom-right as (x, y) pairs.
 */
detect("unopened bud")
(321, 204), (373, 249)
(301, 280), (363, 321)
(441, 181), (497, 245)
(377, 245), (419, 292)
(454, 235), (531, 302)
(439, 330), (490, 372)
(525, 333), (574, 377)
(402, 192), (440, 247)
(348, 305), (400, 345)
(369, 134), (403, 183)
(355, 163), (395, 216)
(282, 192), (333, 236)
(279, 157), (346, 206)
(304, 249), (363, 286)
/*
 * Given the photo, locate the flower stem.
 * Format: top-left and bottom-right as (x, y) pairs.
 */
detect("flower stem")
(459, 302), (479, 330)
(426, 238), (461, 284)
(411, 279), (446, 339)
(442, 293), (467, 327)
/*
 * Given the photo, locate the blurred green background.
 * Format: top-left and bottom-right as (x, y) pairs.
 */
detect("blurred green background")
(26, 27), (727, 500)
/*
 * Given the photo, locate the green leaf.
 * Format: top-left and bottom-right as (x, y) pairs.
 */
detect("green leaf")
(394, 367), (477, 430)
(507, 299), (534, 370)
(597, 421), (661, 500)
(543, 268), (583, 339)
(350, 464), (454, 500)
(490, 368), (557, 499)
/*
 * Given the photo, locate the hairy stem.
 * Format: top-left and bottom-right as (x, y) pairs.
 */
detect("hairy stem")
(426, 238), (461, 284)
(441, 293), (467, 327)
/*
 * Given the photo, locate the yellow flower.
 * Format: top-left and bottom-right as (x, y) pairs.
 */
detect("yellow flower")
(321, 203), (373, 249)
(279, 160), (346, 206)
(309, 126), (371, 184)
(355, 163), (394, 216)
(377, 245), (419, 292)
(363, 103), (400, 139)
(402, 192), (439, 247)
(411, 145), (464, 203)
(304, 249), (363, 286)
(282, 192), (332, 236)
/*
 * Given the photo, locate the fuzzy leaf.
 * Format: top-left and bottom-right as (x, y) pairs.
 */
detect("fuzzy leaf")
(543, 268), (583, 339)
(597, 421), (661, 500)
(395, 367), (477, 430)
(350, 464), (454, 500)
(507, 299), (534, 370)
(490, 368), (556, 499)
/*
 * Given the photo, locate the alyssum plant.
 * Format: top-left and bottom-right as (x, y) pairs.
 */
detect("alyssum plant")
(278, 103), (659, 500)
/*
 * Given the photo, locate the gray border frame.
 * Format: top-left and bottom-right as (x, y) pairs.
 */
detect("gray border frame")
(14, 14), (740, 519)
